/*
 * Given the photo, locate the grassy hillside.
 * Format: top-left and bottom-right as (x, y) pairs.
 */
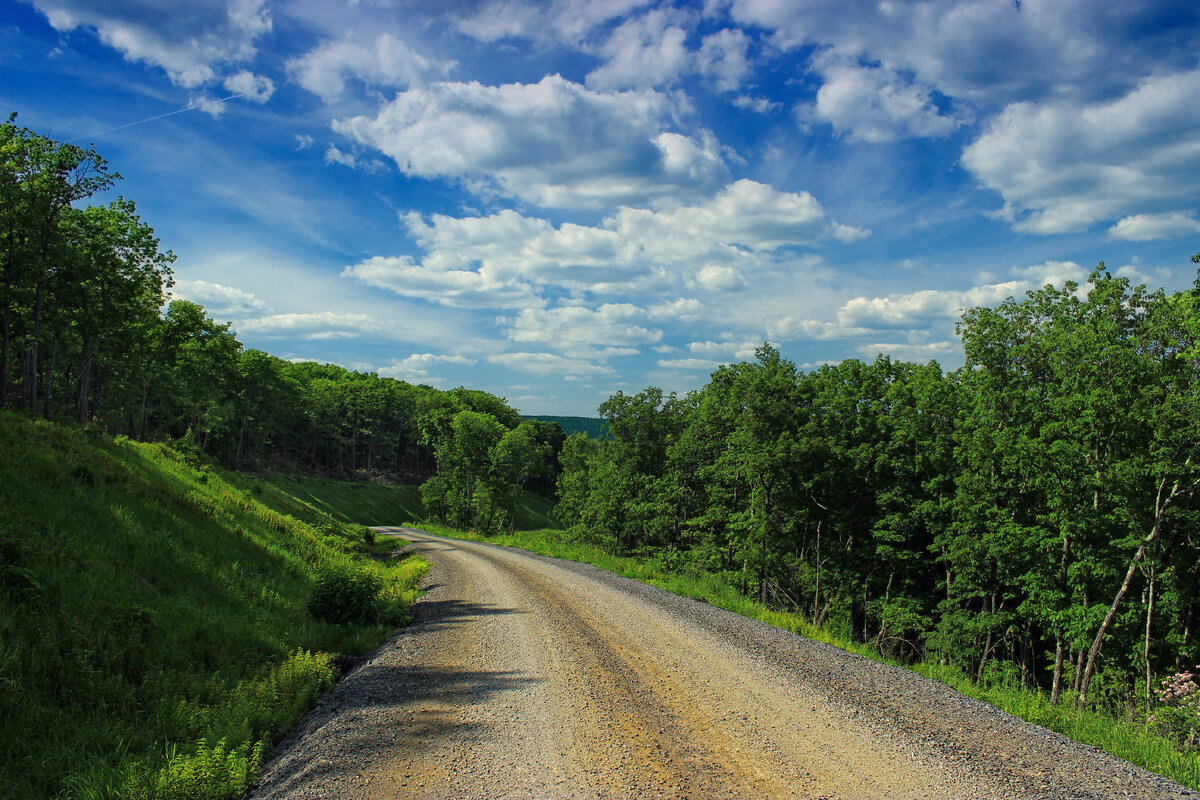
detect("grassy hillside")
(234, 472), (561, 531)
(0, 411), (428, 800)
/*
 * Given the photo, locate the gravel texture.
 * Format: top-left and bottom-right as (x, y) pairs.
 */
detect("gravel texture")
(250, 528), (1200, 800)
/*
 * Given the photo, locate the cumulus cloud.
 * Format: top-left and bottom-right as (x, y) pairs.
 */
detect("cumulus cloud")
(1109, 212), (1200, 242)
(324, 146), (386, 173)
(343, 254), (541, 310)
(187, 94), (230, 118)
(172, 279), (271, 318)
(507, 304), (662, 356)
(858, 339), (958, 362)
(729, 0), (1199, 108)
(658, 358), (719, 370)
(32, 0), (270, 87)
(687, 338), (760, 360)
(698, 29), (752, 92)
(648, 298), (704, 321)
(331, 75), (729, 209)
(342, 179), (864, 308)
(487, 351), (616, 377)
(586, 9), (692, 90)
(961, 69), (1200, 234)
(769, 261), (1090, 347)
(223, 70), (274, 102)
(732, 95), (780, 113)
(287, 34), (445, 103)
(377, 353), (476, 385)
(692, 264), (747, 292)
(448, 0), (654, 46)
(808, 59), (962, 142)
(234, 311), (382, 340)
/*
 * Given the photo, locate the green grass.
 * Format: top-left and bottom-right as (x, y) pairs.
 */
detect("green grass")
(418, 522), (1200, 792)
(0, 410), (429, 799)
(234, 472), (561, 531)
(230, 473), (425, 527)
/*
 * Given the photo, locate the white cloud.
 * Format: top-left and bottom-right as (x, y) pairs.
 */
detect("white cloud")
(698, 29), (752, 92)
(324, 146), (386, 173)
(187, 94), (229, 118)
(809, 59), (961, 143)
(294, 134), (314, 150)
(487, 352), (616, 377)
(728, 0), (1197, 108)
(648, 297), (704, 321)
(658, 358), (719, 370)
(234, 312), (382, 340)
(507, 304), (662, 356)
(692, 264), (747, 292)
(172, 279), (271, 318)
(32, 0), (270, 87)
(223, 70), (274, 102)
(858, 339), (958, 362)
(1109, 212), (1200, 242)
(961, 69), (1200, 234)
(342, 254), (541, 310)
(1011, 260), (1088, 288)
(286, 34), (445, 103)
(346, 179), (863, 308)
(688, 338), (759, 360)
(732, 95), (780, 113)
(766, 318), (871, 342)
(377, 353), (476, 385)
(769, 261), (1089, 345)
(586, 9), (692, 90)
(448, 0), (654, 46)
(331, 75), (729, 209)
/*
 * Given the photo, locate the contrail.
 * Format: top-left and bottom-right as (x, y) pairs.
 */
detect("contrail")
(67, 92), (247, 143)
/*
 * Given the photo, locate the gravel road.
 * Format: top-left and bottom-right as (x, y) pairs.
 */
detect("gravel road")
(250, 528), (1198, 800)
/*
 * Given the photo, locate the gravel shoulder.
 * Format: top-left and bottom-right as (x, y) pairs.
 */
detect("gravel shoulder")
(250, 528), (1199, 800)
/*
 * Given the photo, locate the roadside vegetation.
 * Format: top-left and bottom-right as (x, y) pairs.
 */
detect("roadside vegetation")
(0, 410), (428, 799)
(536, 262), (1200, 788)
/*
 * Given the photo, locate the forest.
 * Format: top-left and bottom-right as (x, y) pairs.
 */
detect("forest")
(5, 114), (1200, 737)
(556, 269), (1200, 721)
(1, 115), (563, 536)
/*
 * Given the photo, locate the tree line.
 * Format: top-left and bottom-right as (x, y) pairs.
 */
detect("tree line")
(1, 115), (563, 533)
(556, 266), (1200, 713)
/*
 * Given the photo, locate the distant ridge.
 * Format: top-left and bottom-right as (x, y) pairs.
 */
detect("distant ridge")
(523, 415), (609, 439)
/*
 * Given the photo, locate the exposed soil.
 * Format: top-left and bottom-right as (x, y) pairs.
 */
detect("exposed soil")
(250, 528), (1199, 799)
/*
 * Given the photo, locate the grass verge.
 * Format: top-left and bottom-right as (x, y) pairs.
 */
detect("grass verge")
(416, 522), (1200, 791)
(0, 410), (428, 799)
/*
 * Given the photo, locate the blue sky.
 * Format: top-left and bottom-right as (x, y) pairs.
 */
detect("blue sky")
(3, 0), (1199, 416)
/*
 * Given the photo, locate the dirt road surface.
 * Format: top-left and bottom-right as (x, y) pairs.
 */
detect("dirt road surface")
(250, 528), (1198, 800)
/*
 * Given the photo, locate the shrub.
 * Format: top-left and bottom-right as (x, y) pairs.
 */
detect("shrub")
(151, 738), (265, 800)
(1152, 667), (1200, 750)
(306, 565), (382, 624)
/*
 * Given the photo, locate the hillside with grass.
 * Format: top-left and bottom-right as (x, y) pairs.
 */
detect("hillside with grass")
(0, 410), (428, 800)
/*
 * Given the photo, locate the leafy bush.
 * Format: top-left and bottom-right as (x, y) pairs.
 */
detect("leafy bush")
(306, 565), (382, 624)
(150, 738), (265, 800)
(1153, 667), (1200, 750)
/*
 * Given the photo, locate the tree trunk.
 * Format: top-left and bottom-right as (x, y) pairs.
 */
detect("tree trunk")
(1051, 631), (1065, 705)
(1080, 475), (1187, 705)
(75, 340), (95, 423)
(1144, 570), (1156, 702)
(1, 292), (10, 405)
(42, 335), (57, 418)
